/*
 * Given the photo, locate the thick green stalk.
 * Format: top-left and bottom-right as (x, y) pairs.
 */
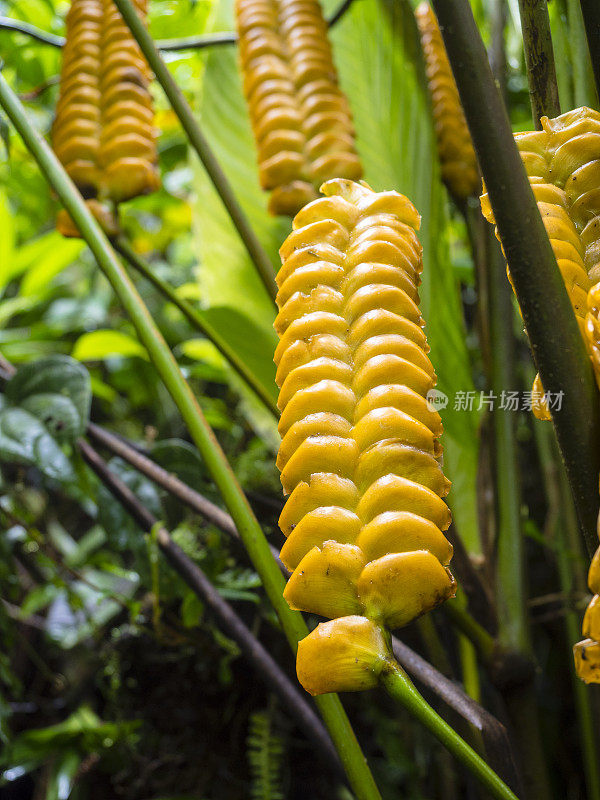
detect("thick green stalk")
(567, 0), (599, 108)
(113, 237), (279, 417)
(516, 0), (561, 126)
(0, 72), (381, 800)
(380, 661), (521, 800)
(110, 0), (278, 304)
(430, 0), (600, 558)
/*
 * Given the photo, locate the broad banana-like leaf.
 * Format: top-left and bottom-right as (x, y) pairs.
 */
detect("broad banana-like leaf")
(193, 0), (481, 551)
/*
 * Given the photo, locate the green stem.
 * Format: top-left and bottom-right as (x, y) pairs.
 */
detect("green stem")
(444, 599), (496, 662)
(486, 229), (529, 654)
(380, 661), (521, 800)
(548, 0), (575, 112)
(113, 236), (279, 417)
(430, 0), (600, 558)
(458, 634), (481, 703)
(517, 0), (561, 127)
(579, 0), (600, 101)
(0, 72), (381, 800)
(567, 0), (599, 109)
(110, 0), (278, 304)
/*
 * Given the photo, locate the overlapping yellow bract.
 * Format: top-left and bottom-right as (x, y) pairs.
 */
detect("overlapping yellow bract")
(52, 0), (159, 235)
(235, 0), (362, 217)
(480, 107), (600, 420)
(99, 0), (160, 203)
(415, 3), (479, 202)
(274, 179), (455, 695)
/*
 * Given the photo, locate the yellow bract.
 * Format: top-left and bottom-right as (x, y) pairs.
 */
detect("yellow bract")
(480, 107), (600, 419)
(415, 3), (479, 201)
(235, 0), (362, 216)
(296, 616), (390, 696)
(52, 0), (159, 235)
(274, 179), (455, 695)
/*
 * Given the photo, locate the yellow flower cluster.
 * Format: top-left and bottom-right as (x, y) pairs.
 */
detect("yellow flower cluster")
(481, 107), (600, 420)
(274, 178), (455, 695)
(235, 0), (362, 217)
(415, 3), (479, 202)
(52, 0), (159, 236)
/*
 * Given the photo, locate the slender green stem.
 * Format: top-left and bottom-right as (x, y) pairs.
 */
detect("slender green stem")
(579, 0), (600, 101)
(0, 16), (64, 46)
(458, 634), (481, 703)
(380, 661), (521, 800)
(568, 0), (599, 108)
(548, 0), (575, 111)
(113, 237), (279, 417)
(0, 72), (381, 800)
(430, 0), (600, 558)
(110, 0), (278, 304)
(516, 0), (561, 127)
(486, 228), (529, 653)
(444, 599), (496, 661)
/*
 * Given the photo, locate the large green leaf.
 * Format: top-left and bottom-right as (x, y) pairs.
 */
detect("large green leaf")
(193, 0), (481, 550)
(71, 329), (148, 362)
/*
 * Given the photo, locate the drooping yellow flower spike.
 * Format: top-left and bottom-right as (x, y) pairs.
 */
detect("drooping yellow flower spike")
(235, 0), (362, 217)
(274, 178), (456, 695)
(480, 107), (600, 420)
(98, 0), (160, 202)
(414, 3), (479, 202)
(52, 0), (159, 236)
(51, 0), (114, 235)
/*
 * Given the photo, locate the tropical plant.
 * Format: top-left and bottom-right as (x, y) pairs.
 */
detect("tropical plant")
(0, 0), (598, 798)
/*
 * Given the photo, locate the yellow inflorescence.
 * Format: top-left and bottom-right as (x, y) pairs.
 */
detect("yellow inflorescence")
(480, 108), (600, 420)
(415, 3), (479, 202)
(99, 0), (160, 202)
(52, 0), (106, 235)
(274, 178), (455, 695)
(235, 0), (362, 217)
(52, 0), (159, 235)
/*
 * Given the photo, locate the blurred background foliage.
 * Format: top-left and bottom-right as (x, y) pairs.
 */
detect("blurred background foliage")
(0, 0), (597, 797)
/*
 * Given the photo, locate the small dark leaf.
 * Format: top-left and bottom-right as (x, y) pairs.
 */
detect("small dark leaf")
(0, 407), (74, 482)
(21, 393), (81, 442)
(6, 355), (91, 438)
